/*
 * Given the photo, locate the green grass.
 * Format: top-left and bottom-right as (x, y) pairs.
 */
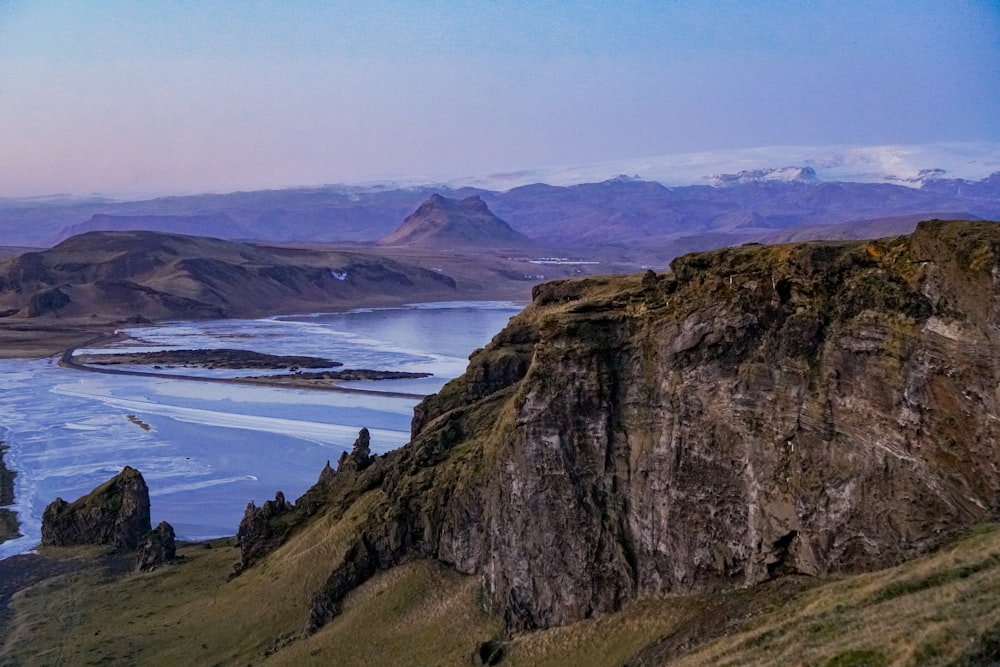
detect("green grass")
(668, 525), (1000, 666)
(5, 512), (1000, 666)
(269, 560), (500, 666)
(1, 491), (378, 666)
(823, 649), (887, 667)
(868, 552), (1000, 604)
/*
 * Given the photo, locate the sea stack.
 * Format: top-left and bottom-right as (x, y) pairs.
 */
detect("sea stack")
(41, 466), (152, 549)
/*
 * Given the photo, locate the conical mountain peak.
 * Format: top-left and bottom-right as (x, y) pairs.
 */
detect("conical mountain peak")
(381, 194), (533, 249)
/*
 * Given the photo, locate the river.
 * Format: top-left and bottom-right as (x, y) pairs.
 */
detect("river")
(0, 301), (522, 558)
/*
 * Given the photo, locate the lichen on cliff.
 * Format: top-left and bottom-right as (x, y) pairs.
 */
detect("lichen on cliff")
(248, 220), (1000, 635)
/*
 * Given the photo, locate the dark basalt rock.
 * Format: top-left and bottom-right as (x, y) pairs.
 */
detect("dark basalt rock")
(233, 429), (388, 577)
(233, 490), (293, 576)
(306, 534), (378, 634)
(298, 220), (1000, 635)
(0, 443), (20, 544)
(475, 639), (508, 665)
(336, 428), (372, 474)
(41, 466), (151, 549)
(136, 521), (176, 571)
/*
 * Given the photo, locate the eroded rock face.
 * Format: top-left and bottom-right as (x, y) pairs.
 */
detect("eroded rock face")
(336, 428), (373, 474)
(233, 429), (384, 576)
(136, 521), (176, 571)
(41, 466), (151, 549)
(303, 220), (1000, 633)
(234, 490), (293, 574)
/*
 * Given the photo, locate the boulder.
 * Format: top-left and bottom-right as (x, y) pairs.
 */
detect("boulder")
(41, 466), (151, 549)
(136, 521), (176, 571)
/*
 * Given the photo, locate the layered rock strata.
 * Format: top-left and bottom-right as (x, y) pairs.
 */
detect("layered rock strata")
(260, 220), (1000, 634)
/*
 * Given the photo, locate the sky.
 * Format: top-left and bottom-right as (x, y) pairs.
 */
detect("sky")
(0, 1), (998, 197)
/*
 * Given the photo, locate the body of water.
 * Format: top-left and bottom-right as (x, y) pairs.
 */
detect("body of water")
(0, 302), (521, 558)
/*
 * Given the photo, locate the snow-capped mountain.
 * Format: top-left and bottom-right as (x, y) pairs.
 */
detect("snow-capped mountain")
(707, 166), (819, 186)
(438, 142), (1000, 191)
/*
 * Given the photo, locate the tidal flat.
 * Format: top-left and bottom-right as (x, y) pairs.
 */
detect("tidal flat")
(0, 302), (521, 558)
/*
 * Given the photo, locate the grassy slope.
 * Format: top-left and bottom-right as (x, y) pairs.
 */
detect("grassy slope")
(666, 524), (1000, 667)
(4, 521), (1000, 666)
(2, 492), (377, 666)
(6, 224), (1000, 665)
(269, 561), (500, 666)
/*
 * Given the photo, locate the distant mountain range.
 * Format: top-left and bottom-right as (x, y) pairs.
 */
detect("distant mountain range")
(1, 168), (998, 263)
(442, 142), (1000, 190)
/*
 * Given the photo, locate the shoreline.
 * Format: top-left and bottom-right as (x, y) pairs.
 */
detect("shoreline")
(59, 340), (431, 400)
(0, 299), (517, 559)
(0, 291), (531, 361)
(52, 300), (526, 398)
(0, 443), (20, 545)
(0, 322), (114, 360)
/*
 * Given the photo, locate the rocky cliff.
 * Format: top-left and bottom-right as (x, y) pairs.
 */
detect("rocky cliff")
(256, 220), (1000, 635)
(41, 466), (151, 549)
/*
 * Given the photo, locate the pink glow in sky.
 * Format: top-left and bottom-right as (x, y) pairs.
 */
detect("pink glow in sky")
(1, 1), (998, 197)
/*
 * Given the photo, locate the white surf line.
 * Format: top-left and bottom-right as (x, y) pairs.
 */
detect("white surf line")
(18, 441), (169, 463)
(150, 475), (260, 497)
(48, 385), (410, 451)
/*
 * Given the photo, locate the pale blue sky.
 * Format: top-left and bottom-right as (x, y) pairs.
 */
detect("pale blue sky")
(0, 1), (998, 196)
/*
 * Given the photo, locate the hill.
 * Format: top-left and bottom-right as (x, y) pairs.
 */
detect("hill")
(0, 230), (457, 322)
(3, 220), (1000, 665)
(62, 213), (248, 239)
(2, 172), (999, 262)
(380, 194), (534, 250)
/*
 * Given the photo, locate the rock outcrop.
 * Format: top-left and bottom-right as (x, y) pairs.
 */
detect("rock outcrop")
(0, 443), (20, 544)
(41, 466), (151, 549)
(336, 428), (373, 474)
(136, 521), (176, 571)
(269, 220), (1000, 634)
(26, 287), (71, 317)
(234, 491), (294, 574)
(234, 428), (382, 575)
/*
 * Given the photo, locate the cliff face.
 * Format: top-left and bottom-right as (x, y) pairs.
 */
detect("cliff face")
(299, 220), (1000, 633)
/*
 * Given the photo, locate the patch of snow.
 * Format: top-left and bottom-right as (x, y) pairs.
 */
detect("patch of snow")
(708, 166), (819, 186)
(420, 142), (1000, 190)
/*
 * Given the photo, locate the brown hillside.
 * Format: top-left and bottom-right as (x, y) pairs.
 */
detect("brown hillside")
(381, 194), (535, 250)
(0, 230), (456, 322)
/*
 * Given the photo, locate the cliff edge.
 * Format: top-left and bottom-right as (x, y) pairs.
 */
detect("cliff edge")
(253, 220), (1000, 634)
